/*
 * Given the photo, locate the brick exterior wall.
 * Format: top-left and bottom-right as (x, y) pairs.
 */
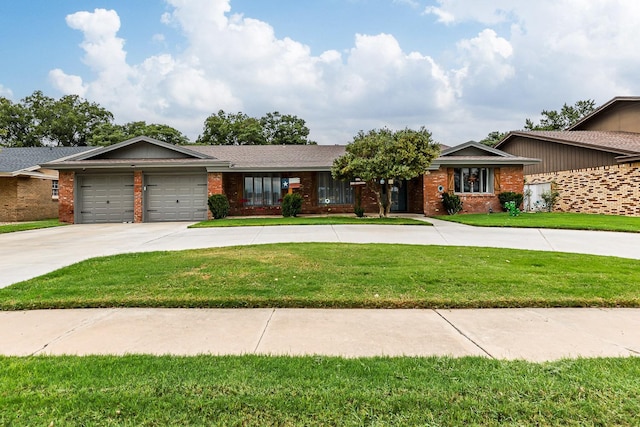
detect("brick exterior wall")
(133, 171), (143, 223)
(1, 177), (60, 222)
(526, 162), (640, 216)
(58, 171), (75, 223)
(424, 166), (525, 216)
(0, 177), (18, 222)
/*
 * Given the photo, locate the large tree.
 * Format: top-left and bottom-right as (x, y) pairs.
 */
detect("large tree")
(332, 127), (440, 217)
(480, 99), (597, 147)
(524, 99), (596, 131)
(197, 110), (316, 145)
(260, 111), (316, 145)
(0, 90), (113, 147)
(89, 121), (190, 146)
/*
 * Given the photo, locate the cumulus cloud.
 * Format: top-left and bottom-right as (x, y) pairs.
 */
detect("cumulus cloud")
(48, 0), (640, 145)
(0, 84), (13, 98)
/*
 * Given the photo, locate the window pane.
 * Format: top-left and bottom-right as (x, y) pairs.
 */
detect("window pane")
(254, 177), (263, 205)
(264, 178), (272, 206)
(244, 177), (253, 205)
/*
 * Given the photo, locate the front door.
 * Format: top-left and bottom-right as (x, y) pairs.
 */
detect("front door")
(390, 180), (407, 212)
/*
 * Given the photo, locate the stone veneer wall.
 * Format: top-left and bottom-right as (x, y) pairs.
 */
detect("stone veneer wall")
(526, 162), (640, 216)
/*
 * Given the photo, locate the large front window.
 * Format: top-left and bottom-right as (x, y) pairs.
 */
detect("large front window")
(244, 175), (281, 206)
(318, 172), (353, 204)
(454, 168), (493, 193)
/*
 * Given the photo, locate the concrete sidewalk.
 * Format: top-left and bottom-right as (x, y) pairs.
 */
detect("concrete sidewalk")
(1, 307), (638, 361)
(1, 219), (639, 361)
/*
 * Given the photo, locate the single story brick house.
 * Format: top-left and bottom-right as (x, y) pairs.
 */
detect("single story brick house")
(496, 96), (640, 216)
(41, 136), (538, 223)
(0, 146), (93, 222)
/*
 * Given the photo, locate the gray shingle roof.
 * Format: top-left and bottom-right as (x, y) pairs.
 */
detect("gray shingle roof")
(501, 131), (640, 155)
(188, 145), (347, 169)
(0, 147), (95, 173)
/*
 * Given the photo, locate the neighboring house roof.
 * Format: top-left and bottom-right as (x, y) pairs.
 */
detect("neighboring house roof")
(429, 140), (540, 170)
(568, 96), (640, 130)
(0, 146), (95, 177)
(496, 130), (640, 158)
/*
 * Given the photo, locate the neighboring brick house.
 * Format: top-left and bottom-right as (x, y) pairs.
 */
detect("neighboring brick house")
(496, 97), (640, 216)
(0, 146), (94, 222)
(42, 136), (537, 223)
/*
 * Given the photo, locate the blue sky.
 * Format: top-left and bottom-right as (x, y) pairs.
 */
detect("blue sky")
(2, 1), (640, 145)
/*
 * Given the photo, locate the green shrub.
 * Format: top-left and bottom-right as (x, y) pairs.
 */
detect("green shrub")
(541, 189), (560, 212)
(442, 192), (463, 215)
(498, 192), (524, 211)
(282, 193), (304, 217)
(207, 194), (230, 219)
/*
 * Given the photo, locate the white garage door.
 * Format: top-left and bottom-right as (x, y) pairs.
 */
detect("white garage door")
(145, 174), (208, 222)
(77, 174), (135, 224)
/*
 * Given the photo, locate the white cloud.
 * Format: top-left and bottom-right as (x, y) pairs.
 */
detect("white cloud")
(0, 84), (13, 99)
(47, 0), (640, 145)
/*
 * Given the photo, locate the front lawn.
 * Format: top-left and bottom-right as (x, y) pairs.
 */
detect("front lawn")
(0, 219), (66, 234)
(1, 355), (638, 425)
(434, 212), (640, 233)
(2, 243), (638, 310)
(190, 216), (430, 227)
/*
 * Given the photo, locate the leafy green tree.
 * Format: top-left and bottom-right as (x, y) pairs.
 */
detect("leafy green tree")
(0, 90), (113, 147)
(197, 110), (315, 145)
(197, 110), (265, 145)
(479, 99), (597, 147)
(524, 99), (596, 131)
(46, 94), (113, 146)
(480, 131), (507, 147)
(332, 127), (440, 217)
(88, 121), (190, 146)
(261, 111), (316, 145)
(0, 97), (41, 147)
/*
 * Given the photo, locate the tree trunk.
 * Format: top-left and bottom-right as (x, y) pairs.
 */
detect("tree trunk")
(383, 182), (392, 217)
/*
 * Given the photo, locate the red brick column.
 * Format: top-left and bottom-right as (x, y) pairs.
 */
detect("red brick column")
(423, 169), (448, 216)
(207, 172), (224, 219)
(58, 171), (75, 223)
(134, 171), (143, 223)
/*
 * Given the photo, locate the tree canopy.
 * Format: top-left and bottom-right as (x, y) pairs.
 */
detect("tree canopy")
(481, 99), (597, 147)
(332, 127), (440, 217)
(524, 99), (596, 131)
(197, 110), (316, 145)
(89, 121), (190, 146)
(0, 91), (113, 147)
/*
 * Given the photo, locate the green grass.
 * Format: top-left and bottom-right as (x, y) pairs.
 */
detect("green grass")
(434, 212), (640, 233)
(0, 219), (66, 234)
(2, 243), (639, 310)
(190, 216), (430, 227)
(1, 355), (638, 425)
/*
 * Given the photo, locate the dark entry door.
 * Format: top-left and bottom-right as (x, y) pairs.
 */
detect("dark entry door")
(391, 180), (407, 212)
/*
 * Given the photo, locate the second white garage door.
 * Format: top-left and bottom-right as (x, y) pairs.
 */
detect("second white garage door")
(144, 174), (208, 222)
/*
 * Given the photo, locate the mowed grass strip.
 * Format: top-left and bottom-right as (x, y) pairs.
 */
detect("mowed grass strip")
(1, 355), (639, 425)
(434, 212), (640, 233)
(0, 219), (66, 234)
(190, 216), (430, 227)
(1, 243), (638, 310)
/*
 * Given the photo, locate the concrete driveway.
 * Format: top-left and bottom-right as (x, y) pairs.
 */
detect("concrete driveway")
(2, 218), (639, 361)
(1, 217), (640, 288)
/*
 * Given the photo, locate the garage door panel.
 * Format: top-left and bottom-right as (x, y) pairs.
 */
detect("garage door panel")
(145, 175), (208, 222)
(78, 175), (135, 224)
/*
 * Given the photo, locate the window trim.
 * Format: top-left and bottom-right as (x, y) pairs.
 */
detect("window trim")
(317, 172), (354, 205)
(51, 179), (59, 199)
(243, 174), (282, 207)
(453, 167), (493, 194)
